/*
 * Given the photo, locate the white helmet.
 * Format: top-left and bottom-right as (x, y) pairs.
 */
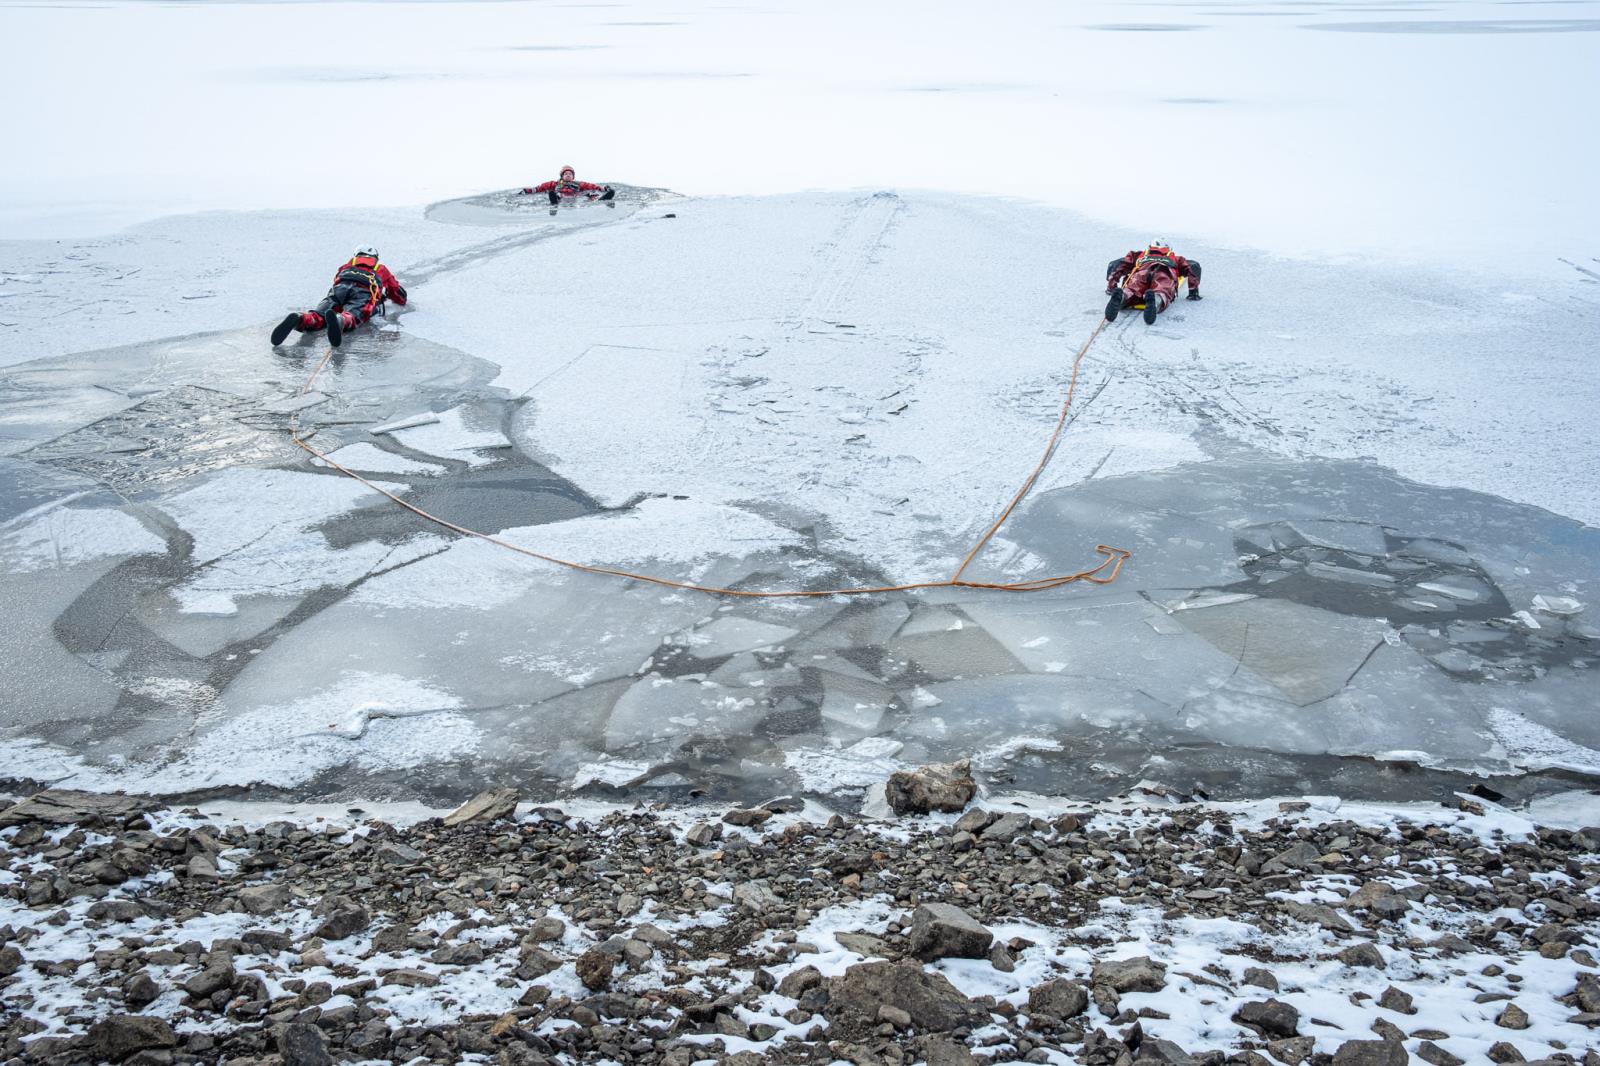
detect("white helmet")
(354, 245), (379, 260)
(1147, 238), (1172, 255)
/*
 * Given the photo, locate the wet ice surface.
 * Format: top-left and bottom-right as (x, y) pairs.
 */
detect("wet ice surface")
(1, 190), (1598, 811)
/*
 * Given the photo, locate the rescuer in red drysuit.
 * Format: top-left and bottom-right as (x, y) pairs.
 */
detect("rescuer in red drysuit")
(519, 165), (616, 204)
(1105, 239), (1202, 324)
(269, 246), (407, 348)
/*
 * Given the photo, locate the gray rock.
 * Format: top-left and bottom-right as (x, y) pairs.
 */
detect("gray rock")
(1331, 1040), (1408, 1066)
(430, 941), (485, 966)
(1370, 1017), (1406, 1043)
(1495, 1002), (1530, 1030)
(923, 1037), (978, 1066)
(0, 945), (21, 976)
(953, 809), (998, 835)
(381, 969), (439, 988)
(277, 1022), (333, 1066)
(186, 854), (220, 881)
(238, 884), (291, 915)
(734, 879), (780, 912)
(312, 906), (369, 941)
(1377, 986), (1416, 1014)
(528, 916), (566, 943)
(1281, 901), (1355, 933)
(442, 786), (520, 827)
(722, 807), (774, 827)
(1345, 880), (1410, 919)
(1136, 1039), (1198, 1065)
(1268, 1037), (1315, 1065)
(0, 789), (149, 827)
(183, 963), (234, 998)
(1487, 1043), (1526, 1064)
(1338, 942), (1385, 969)
(516, 946), (563, 979)
(1027, 978), (1088, 1021)
(878, 1004), (913, 1029)
(1262, 841), (1323, 873)
(123, 971), (160, 1010)
(1576, 973), (1600, 1013)
(836, 931), (894, 958)
(1092, 955), (1167, 993)
(87, 1015), (177, 1061)
(826, 959), (990, 1031)
(778, 966), (823, 998)
(1417, 1041), (1465, 1066)
(89, 900), (147, 922)
(884, 760), (977, 815)
(908, 902), (993, 961)
(375, 842), (424, 865)
(1242, 967), (1279, 992)
(983, 812), (1033, 843)
(685, 822), (723, 847)
(1232, 998), (1300, 1038)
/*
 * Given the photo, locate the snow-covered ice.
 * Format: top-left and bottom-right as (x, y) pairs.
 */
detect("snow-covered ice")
(1, 0), (1598, 809)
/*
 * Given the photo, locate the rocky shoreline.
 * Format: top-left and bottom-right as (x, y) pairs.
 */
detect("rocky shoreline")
(2, 780), (1598, 1066)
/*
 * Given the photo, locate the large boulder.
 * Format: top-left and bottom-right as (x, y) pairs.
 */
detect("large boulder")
(1092, 956), (1167, 994)
(87, 1016), (176, 1061)
(0, 790), (149, 827)
(1344, 880), (1410, 919)
(1331, 1040), (1408, 1066)
(278, 1022), (334, 1066)
(826, 960), (991, 1032)
(239, 884), (291, 915)
(443, 787), (520, 827)
(311, 906), (370, 942)
(885, 760), (977, 815)
(1232, 998), (1300, 1038)
(1027, 978), (1089, 1021)
(907, 903), (993, 961)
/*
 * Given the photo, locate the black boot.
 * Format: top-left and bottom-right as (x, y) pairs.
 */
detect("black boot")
(1142, 293), (1161, 325)
(326, 310), (343, 348)
(270, 313), (301, 346)
(1104, 289), (1123, 322)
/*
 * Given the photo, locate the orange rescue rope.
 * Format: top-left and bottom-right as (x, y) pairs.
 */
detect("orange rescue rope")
(287, 319), (1129, 597)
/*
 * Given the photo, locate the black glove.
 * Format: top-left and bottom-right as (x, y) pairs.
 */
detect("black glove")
(1187, 290), (1202, 301)
(518, 188), (531, 195)
(600, 186), (615, 201)
(548, 189), (560, 205)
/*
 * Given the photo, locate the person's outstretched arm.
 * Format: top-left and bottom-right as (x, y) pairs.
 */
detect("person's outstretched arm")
(1178, 257), (1202, 299)
(377, 265), (407, 306)
(1106, 252), (1136, 292)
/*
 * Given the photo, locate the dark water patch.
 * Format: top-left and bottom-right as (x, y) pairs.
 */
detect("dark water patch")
(25, 385), (301, 494)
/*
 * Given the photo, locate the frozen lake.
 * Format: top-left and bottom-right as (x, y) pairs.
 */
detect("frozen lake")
(1, 187), (1596, 808)
(3, 0), (1598, 272)
(2, 0), (1597, 808)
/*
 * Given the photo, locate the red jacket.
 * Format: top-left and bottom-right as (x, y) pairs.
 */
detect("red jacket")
(1108, 250), (1201, 293)
(331, 257), (407, 306)
(524, 179), (606, 198)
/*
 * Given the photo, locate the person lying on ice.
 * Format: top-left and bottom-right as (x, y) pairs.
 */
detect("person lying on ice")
(270, 246), (407, 348)
(519, 166), (616, 204)
(1105, 239), (1202, 324)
